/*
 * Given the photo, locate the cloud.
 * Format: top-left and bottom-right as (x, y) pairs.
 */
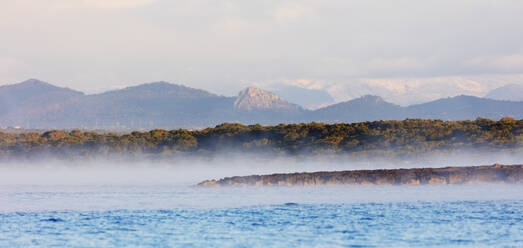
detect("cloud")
(0, 58), (20, 74)
(214, 18), (250, 33)
(82, 0), (158, 9)
(1, 0), (523, 98)
(273, 2), (313, 22)
(281, 79), (326, 90)
(464, 54), (523, 73)
(310, 56), (443, 78)
(265, 74), (523, 106)
(26, 0), (159, 11)
(336, 75), (523, 105)
(366, 57), (434, 74)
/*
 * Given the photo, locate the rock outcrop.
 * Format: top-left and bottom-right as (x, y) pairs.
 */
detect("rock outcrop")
(234, 87), (301, 112)
(198, 164), (523, 187)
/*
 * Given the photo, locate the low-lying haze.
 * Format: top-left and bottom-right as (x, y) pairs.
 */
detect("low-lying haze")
(0, 153), (522, 212)
(1, 151), (520, 186)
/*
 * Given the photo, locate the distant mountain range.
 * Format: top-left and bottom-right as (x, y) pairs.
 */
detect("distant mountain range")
(485, 84), (523, 102)
(272, 85), (334, 110)
(266, 80), (523, 107)
(1, 79), (522, 129)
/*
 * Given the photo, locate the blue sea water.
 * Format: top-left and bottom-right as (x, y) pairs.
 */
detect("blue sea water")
(1, 185), (522, 247)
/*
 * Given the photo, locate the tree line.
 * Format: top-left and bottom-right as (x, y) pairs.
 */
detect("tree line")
(0, 118), (521, 159)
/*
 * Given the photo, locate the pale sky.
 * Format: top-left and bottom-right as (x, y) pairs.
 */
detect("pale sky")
(1, 0), (522, 102)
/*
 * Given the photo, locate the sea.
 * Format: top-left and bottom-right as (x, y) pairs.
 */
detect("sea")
(1, 184), (522, 247)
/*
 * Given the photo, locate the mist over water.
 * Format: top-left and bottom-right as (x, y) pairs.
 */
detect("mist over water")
(0, 150), (520, 211)
(1, 151), (522, 247)
(0, 150), (520, 186)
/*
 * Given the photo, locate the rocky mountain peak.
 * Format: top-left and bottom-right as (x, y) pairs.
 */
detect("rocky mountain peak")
(234, 87), (300, 112)
(359, 95), (385, 103)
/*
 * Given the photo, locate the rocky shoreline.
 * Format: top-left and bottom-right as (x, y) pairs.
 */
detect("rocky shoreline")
(198, 164), (523, 187)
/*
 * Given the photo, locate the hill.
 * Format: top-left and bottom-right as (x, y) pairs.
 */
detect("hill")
(60, 82), (236, 128)
(0, 79), (522, 129)
(0, 79), (84, 127)
(485, 84), (523, 102)
(309, 95), (404, 123)
(406, 95), (523, 120)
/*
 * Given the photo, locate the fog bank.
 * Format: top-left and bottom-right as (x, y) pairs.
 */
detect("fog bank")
(0, 151), (520, 186)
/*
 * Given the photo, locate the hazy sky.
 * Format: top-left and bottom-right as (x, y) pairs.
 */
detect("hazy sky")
(1, 0), (523, 99)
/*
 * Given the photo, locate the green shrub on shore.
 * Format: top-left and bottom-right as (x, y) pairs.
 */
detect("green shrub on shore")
(0, 118), (521, 159)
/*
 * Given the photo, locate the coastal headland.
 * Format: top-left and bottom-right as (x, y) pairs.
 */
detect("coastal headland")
(198, 164), (523, 187)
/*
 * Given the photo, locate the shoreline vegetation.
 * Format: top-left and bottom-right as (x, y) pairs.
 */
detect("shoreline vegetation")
(0, 118), (521, 160)
(198, 164), (523, 187)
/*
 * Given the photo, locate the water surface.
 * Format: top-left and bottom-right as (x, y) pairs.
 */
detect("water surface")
(1, 184), (522, 247)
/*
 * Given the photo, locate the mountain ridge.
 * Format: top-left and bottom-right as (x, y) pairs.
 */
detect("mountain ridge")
(1, 79), (522, 129)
